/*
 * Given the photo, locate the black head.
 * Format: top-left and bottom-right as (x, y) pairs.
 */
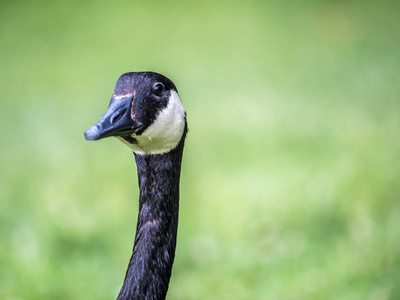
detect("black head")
(85, 72), (186, 154)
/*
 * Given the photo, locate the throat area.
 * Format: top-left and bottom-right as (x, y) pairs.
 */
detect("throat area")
(117, 148), (184, 299)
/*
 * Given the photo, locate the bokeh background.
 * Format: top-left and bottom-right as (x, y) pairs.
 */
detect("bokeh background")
(1, 0), (399, 299)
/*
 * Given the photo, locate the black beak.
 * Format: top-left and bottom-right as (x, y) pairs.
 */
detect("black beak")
(84, 95), (142, 141)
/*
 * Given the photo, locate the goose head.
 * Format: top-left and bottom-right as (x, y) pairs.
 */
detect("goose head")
(85, 72), (186, 155)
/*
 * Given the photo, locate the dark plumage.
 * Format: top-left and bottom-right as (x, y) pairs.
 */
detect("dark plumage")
(85, 72), (187, 299)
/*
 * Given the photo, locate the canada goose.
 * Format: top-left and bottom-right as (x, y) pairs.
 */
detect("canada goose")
(85, 72), (187, 299)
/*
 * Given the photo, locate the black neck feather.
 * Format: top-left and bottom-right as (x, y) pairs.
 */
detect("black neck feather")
(117, 127), (186, 300)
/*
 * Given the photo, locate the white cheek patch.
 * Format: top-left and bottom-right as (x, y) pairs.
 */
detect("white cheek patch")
(118, 90), (186, 155)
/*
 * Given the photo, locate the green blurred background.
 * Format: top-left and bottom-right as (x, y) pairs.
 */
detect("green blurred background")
(1, 0), (399, 299)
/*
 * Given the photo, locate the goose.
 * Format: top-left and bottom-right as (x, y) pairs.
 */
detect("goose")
(84, 72), (187, 299)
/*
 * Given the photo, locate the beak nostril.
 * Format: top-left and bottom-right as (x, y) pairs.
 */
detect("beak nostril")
(86, 94), (136, 140)
(110, 107), (129, 124)
(111, 113), (123, 124)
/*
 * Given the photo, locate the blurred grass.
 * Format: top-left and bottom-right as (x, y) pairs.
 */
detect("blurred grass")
(1, 0), (400, 299)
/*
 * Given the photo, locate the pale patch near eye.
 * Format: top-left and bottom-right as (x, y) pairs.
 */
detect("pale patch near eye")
(113, 93), (133, 100)
(119, 90), (186, 154)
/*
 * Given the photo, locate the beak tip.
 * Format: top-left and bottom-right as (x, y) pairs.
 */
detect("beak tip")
(84, 125), (101, 141)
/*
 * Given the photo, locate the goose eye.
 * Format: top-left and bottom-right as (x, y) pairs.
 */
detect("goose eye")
(152, 83), (165, 97)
